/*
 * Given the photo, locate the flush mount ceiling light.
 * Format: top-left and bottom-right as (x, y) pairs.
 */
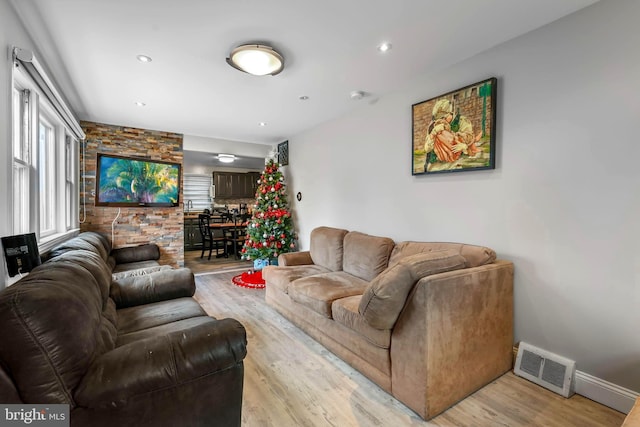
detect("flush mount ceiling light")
(226, 44), (284, 76)
(136, 54), (152, 63)
(216, 154), (236, 163)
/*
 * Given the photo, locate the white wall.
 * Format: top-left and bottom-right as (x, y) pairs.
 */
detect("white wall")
(287, 0), (640, 393)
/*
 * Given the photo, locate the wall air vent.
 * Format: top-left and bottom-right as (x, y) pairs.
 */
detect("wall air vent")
(514, 342), (576, 398)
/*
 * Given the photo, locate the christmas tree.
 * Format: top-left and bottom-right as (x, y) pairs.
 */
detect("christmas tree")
(241, 158), (296, 261)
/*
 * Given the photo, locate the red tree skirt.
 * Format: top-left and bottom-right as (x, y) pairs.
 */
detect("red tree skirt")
(232, 270), (265, 289)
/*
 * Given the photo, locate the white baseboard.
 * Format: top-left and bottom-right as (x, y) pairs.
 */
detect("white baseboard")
(575, 370), (639, 414)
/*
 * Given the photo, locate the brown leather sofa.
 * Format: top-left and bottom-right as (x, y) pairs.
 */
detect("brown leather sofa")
(263, 226), (514, 420)
(0, 232), (247, 427)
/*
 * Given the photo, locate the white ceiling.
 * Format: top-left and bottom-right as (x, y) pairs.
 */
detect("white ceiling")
(13, 0), (598, 146)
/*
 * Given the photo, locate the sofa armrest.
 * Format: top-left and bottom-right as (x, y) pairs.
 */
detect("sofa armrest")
(278, 251), (313, 266)
(75, 318), (247, 408)
(111, 243), (160, 265)
(110, 268), (195, 308)
(390, 260), (514, 420)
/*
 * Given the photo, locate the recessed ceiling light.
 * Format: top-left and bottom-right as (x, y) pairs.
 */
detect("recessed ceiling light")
(299, 95), (309, 101)
(134, 101), (146, 107)
(258, 122), (267, 127)
(350, 91), (365, 100)
(136, 54), (152, 63)
(216, 154), (236, 163)
(377, 42), (392, 53)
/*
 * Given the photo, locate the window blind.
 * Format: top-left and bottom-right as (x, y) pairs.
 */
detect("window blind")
(12, 47), (85, 140)
(183, 174), (212, 211)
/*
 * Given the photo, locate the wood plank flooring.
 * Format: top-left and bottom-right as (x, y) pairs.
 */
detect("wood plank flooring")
(184, 248), (252, 275)
(193, 271), (626, 427)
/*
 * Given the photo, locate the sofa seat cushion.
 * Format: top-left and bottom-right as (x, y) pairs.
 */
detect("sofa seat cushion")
(343, 231), (395, 282)
(332, 295), (391, 349)
(111, 264), (172, 280)
(112, 260), (162, 274)
(117, 297), (206, 334)
(389, 241), (496, 269)
(262, 264), (332, 293)
(288, 272), (370, 318)
(359, 250), (467, 330)
(116, 316), (214, 347)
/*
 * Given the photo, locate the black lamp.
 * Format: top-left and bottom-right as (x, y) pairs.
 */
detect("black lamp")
(2, 233), (41, 277)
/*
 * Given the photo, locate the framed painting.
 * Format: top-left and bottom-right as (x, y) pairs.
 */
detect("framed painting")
(277, 140), (289, 166)
(412, 77), (496, 175)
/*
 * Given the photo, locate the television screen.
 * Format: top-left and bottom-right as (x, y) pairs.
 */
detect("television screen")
(95, 153), (181, 207)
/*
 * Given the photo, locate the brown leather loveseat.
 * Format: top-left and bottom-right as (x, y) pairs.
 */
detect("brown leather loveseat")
(0, 232), (247, 426)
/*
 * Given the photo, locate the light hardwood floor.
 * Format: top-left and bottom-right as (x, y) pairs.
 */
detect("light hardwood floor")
(193, 271), (626, 427)
(184, 248), (252, 275)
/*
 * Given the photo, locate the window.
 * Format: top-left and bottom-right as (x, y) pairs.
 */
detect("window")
(38, 116), (56, 237)
(183, 174), (212, 211)
(11, 57), (82, 250)
(12, 86), (31, 235)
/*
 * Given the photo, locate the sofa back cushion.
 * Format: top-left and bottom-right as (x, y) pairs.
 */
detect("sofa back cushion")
(388, 241), (496, 269)
(359, 250), (467, 330)
(44, 250), (113, 305)
(343, 231), (395, 282)
(47, 231), (111, 262)
(309, 227), (349, 271)
(111, 243), (160, 265)
(0, 256), (115, 405)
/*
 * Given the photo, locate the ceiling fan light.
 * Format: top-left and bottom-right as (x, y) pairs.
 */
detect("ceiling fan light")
(227, 44), (284, 76)
(216, 154), (236, 163)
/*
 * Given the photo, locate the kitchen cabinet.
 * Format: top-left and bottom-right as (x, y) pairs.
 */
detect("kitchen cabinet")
(213, 172), (260, 199)
(184, 218), (203, 250)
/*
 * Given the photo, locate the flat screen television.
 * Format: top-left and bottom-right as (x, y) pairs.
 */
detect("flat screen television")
(95, 153), (181, 207)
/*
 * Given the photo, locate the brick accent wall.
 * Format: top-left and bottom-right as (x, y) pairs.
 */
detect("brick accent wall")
(80, 121), (184, 267)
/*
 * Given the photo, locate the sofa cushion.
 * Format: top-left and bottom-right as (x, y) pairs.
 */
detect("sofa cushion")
(262, 264), (332, 294)
(332, 295), (391, 349)
(359, 250), (467, 330)
(48, 232), (111, 262)
(117, 297), (207, 335)
(343, 231), (395, 282)
(111, 264), (172, 280)
(309, 226), (349, 271)
(43, 249), (113, 306)
(116, 316), (214, 347)
(112, 243), (160, 265)
(288, 272), (369, 318)
(388, 241), (496, 269)
(112, 260), (162, 274)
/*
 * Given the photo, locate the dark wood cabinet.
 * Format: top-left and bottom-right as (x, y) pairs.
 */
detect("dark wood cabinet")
(213, 172), (260, 199)
(184, 218), (202, 250)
